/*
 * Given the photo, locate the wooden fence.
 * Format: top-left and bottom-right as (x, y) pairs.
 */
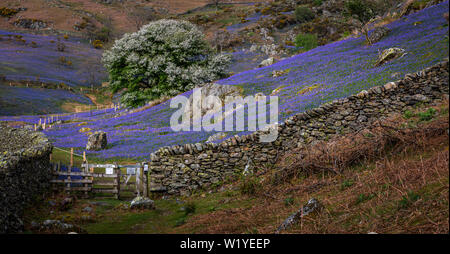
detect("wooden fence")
(51, 162), (149, 199)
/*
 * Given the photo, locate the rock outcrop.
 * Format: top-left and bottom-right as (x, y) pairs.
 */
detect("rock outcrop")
(130, 196), (155, 210)
(0, 127), (53, 233)
(183, 83), (242, 121)
(368, 26), (390, 44)
(276, 198), (323, 233)
(86, 131), (107, 151)
(374, 47), (406, 67)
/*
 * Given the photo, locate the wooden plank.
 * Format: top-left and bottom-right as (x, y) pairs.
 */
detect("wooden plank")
(92, 188), (118, 194)
(92, 182), (116, 186)
(53, 172), (117, 178)
(81, 164), (141, 169)
(59, 187), (92, 191)
(81, 164), (117, 168)
(115, 165), (120, 199)
(51, 179), (93, 184)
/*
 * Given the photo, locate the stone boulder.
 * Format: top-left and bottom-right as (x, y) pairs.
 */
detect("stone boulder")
(368, 26), (390, 44)
(86, 131), (107, 151)
(275, 198), (323, 233)
(13, 19), (47, 30)
(183, 83), (242, 121)
(374, 48), (406, 67)
(130, 196), (155, 210)
(206, 132), (228, 143)
(35, 220), (87, 234)
(259, 57), (275, 67)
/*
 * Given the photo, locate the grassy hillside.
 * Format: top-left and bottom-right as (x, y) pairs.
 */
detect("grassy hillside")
(1, 2), (446, 162)
(23, 99), (449, 234)
(0, 29), (106, 87)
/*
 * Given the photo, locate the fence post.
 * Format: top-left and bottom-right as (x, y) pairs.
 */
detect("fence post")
(115, 164), (121, 200)
(136, 164), (142, 197)
(83, 154), (89, 198)
(67, 165), (72, 195)
(143, 162), (148, 198)
(52, 163), (57, 195)
(70, 148), (74, 167)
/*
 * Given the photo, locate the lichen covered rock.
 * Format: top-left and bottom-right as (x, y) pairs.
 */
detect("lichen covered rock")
(86, 131), (107, 151)
(130, 196), (155, 210)
(374, 47), (406, 67)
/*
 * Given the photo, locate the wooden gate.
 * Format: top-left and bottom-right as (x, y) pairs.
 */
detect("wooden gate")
(51, 162), (149, 199)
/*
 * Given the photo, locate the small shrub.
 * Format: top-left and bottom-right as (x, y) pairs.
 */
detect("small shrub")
(313, 0), (324, 6)
(345, 0), (375, 45)
(418, 108), (436, 122)
(175, 217), (186, 227)
(398, 191), (420, 209)
(59, 56), (66, 64)
(92, 39), (103, 49)
(239, 175), (261, 195)
(284, 197), (294, 206)
(345, 0), (374, 22)
(403, 110), (414, 119)
(341, 179), (354, 190)
(285, 40), (295, 46)
(0, 7), (19, 17)
(261, 7), (272, 15)
(95, 27), (111, 42)
(295, 33), (318, 51)
(355, 193), (375, 205)
(411, 0), (432, 10)
(183, 201), (196, 216)
(295, 6), (315, 24)
(57, 42), (65, 52)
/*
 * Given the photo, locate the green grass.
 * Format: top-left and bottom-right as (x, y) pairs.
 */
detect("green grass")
(76, 188), (256, 234)
(295, 33), (318, 51)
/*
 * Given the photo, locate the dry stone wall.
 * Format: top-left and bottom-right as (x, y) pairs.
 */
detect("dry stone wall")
(0, 127), (53, 233)
(149, 60), (449, 196)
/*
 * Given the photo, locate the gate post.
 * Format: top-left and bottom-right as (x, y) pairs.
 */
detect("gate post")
(143, 162), (149, 198)
(115, 164), (121, 200)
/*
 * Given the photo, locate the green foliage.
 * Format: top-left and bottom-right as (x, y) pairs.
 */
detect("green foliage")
(355, 193), (375, 205)
(174, 217), (186, 227)
(295, 6), (315, 23)
(0, 7), (19, 17)
(418, 108), (436, 122)
(341, 179), (354, 190)
(239, 175), (261, 195)
(398, 191), (420, 209)
(345, 0), (375, 23)
(295, 33), (318, 51)
(411, 0), (432, 10)
(102, 19), (231, 108)
(95, 27), (111, 43)
(313, 0), (324, 6)
(92, 40), (103, 49)
(183, 201), (196, 216)
(403, 110), (414, 119)
(284, 197), (294, 206)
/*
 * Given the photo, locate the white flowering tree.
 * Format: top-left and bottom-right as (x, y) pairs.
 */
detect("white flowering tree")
(102, 19), (231, 107)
